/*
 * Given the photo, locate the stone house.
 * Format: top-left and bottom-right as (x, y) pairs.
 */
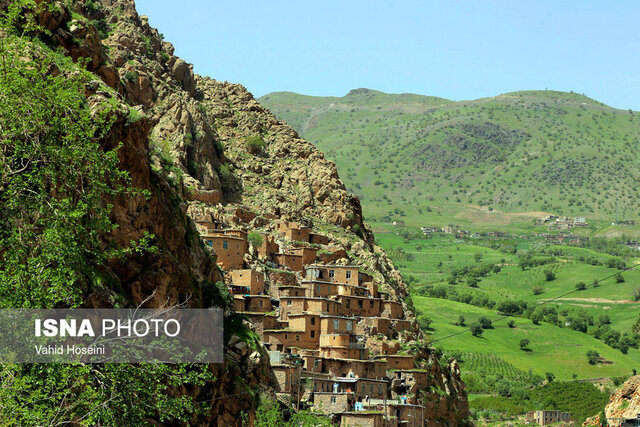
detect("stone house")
(313, 392), (354, 414)
(528, 410), (571, 426)
(272, 285), (307, 298)
(380, 301), (404, 319)
(271, 364), (300, 394)
(230, 269), (265, 295)
(288, 313), (321, 342)
(242, 312), (277, 338)
(389, 370), (429, 398)
(339, 412), (385, 427)
(376, 354), (415, 370)
(386, 402), (425, 426)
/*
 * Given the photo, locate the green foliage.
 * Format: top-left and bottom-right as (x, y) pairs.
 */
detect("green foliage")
(254, 395), (331, 427)
(0, 30), (139, 308)
(586, 350), (600, 365)
(244, 134), (265, 154)
(247, 231), (264, 248)
(470, 322), (483, 337)
(0, 363), (217, 425)
(519, 339), (530, 350)
(575, 281), (587, 290)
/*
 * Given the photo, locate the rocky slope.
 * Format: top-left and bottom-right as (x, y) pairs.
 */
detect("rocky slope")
(20, 0), (470, 424)
(603, 376), (640, 422)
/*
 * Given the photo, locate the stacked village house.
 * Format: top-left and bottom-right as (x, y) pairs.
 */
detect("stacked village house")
(194, 215), (432, 426)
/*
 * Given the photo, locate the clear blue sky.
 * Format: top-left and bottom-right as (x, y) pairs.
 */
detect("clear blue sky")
(137, 0), (640, 110)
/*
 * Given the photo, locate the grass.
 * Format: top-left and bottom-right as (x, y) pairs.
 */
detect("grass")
(260, 89), (640, 229)
(416, 296), (640, 380)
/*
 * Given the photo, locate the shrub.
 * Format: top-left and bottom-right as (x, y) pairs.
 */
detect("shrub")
(508, 320), (515, 328)
(457, 315), (466, 327)
(533, 286), (544, 295)
(124, 70), (137, 82)
(575, 281), (586, 291)
(418, 316), (433, 331)
(245, 134), (265, 154)
(616, 272), (625, 283)
(520, 339), (530, 350)
(545, 372), (555, 382)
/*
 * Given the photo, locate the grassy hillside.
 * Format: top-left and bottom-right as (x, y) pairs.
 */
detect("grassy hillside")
(260, 89), (640, 228)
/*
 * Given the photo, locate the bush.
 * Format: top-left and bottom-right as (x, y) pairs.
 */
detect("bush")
(544, 269), (556, 281)
(616, 272), (625, 283)
(418, 316), (433, 331)
(533, 286), (544, 295)
(586, 350), (599, 365)
(575, 281), (586, 291)
(245, 134), (266, 154)
(508, 320), (515, 328)
(457, 315), (466, 327)
(520, 339), (530, 350)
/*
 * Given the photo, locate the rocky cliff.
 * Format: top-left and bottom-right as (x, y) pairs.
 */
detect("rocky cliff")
(14, 0), (470, 424)
(602, 376), (640, 423)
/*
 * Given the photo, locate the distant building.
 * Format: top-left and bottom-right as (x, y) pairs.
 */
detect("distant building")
(392, 220), (404, 227)
(526, 410), (571, 426)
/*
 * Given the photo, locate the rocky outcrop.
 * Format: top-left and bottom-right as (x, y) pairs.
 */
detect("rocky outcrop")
(27, 0), (471, 423)
(603, 376), (640, 422)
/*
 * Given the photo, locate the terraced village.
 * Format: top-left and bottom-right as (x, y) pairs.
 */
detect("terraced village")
(190, 207), (468, 425)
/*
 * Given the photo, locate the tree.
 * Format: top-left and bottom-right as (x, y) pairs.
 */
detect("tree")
(586, 350), (600, 365)
(616, 272), (625, 283)
(508, 320), (515, 328)
(466, 276), (479, 288)
(474, 253), (483, 262)
(633, 288), (640, 302)
(545, 372), (555, 382)
(544, 269), (556, 281)
(575, 282), (586, 291)
(470, 323), (483, 337)
(247, 231), (264, 249)
(418, 316), (433, 331)
(519, 339), (530, 350)
(457, 315), (466, 327)
(478, 316), (492, 329)
(597, 314), (611, 326)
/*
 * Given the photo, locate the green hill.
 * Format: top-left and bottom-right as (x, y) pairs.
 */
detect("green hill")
(260, 89), (640, 228)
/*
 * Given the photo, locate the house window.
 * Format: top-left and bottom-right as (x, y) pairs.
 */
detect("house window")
(346, 271), (352, 279)
(259, 300), (263, 307)
(333, 319), (340, 330)
(358, 300), (363, 308)
(329, 270), (335, 278)
(310, 317), (315, 325)
(311, 330), (315, 338)
(222, 240), (228, 249)
(370, 384), (374, 394)
(378, 385), (382, 394)
(370, 300), (374, 308)
(346, 299), (351, 308)
(346, 321), (353, 331)
(206, 240), (213, 247)
(296, 335), (300, 341)
(331, 396), (336, 404)
(362, 384), (365, 393)
(287, 300), (292, 306)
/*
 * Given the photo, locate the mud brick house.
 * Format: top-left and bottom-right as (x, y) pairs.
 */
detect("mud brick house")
(279, 296), (342, 320)
(233, 295), (272, 313)
(257, 234), (280, 259)
(288, 246), (318, 265)
(276, 220), (311, 242)
(229, 269), (265, 295)
(273, 252), (304, 272)
(202, 229), (248, 270)
(305, 264), (363, 287)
